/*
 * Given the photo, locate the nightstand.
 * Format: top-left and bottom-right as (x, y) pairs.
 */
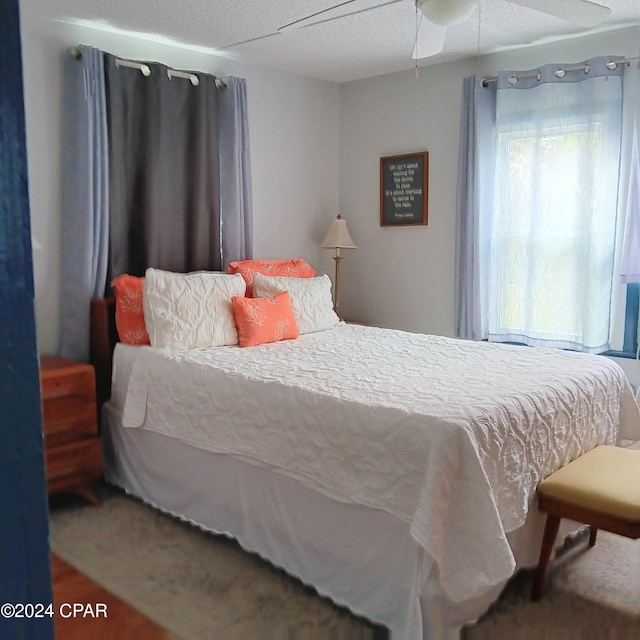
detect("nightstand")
(40, 355), (102, 505)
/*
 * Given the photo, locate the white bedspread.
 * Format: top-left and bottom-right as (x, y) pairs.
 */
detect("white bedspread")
(119, 324), (640, 604)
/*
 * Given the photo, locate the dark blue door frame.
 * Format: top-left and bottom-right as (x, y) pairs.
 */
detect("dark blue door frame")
(0, 1), (54, 638)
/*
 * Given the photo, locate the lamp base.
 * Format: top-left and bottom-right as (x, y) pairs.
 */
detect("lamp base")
(332, 254), (342, 317)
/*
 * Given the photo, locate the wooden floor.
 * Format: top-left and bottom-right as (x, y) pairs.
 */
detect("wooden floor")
(51, 554), (178, 639)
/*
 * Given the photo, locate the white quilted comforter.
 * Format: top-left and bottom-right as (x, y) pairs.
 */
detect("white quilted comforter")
(120, 324), (640, 603)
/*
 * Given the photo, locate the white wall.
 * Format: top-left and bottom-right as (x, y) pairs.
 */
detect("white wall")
(339, 57), (472, 332)
(19, 11), (340, 355)
(338, 27), (640, 339)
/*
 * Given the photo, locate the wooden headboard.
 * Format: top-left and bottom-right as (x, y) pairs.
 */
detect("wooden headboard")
(89, 297), (118, 415)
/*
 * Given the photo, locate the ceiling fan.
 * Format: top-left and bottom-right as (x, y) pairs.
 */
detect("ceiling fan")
(277, 0), (612, 60)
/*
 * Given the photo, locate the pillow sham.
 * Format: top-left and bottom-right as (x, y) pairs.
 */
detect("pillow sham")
(110, 274), (150, 345)
(143, 268), (246, 349)
(252, 273), (340, 335)
(227, 258), (316, 297)
(231, 291), (299, 347)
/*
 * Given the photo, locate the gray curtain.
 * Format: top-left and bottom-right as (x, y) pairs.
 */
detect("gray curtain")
(60, 45), (109, 361)
(219, 77), (253, 269)
(106, 55), (223, 277)
(454, 75), (495, 340)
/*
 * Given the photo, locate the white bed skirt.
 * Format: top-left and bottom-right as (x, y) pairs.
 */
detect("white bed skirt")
(101, 402), (574, 639)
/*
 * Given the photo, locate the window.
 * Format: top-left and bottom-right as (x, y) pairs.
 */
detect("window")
(489, 117), (620, 352)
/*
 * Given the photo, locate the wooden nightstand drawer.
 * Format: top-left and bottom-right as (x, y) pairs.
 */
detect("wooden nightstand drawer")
(42, 397), (97, 447)
(41, 368), (94, 401)
(45, 438), (102, 495)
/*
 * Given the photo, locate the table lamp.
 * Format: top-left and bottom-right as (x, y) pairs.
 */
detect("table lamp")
(321, 214), (357, 316)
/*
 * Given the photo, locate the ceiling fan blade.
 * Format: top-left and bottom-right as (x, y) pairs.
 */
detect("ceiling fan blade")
(508, 0), (611, 28)
(412, 17), (447, 60)
(278, 0), (401, 33)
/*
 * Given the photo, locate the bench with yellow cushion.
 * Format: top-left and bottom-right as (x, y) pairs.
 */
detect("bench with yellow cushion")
(531, 445), (640, 602)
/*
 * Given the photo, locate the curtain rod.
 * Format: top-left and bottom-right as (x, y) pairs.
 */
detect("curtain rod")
(68, 47), (226, 88)
(481, 56), (639, 88)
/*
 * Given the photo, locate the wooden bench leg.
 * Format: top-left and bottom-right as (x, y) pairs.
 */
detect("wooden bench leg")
(589, 526), (597, 547)
(531, 514), (560, 602)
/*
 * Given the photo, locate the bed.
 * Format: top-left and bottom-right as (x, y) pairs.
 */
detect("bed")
(91, 283), (640, 640)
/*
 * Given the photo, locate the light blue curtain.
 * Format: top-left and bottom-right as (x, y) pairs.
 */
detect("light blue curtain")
(455, 76), (495, 340)
(456, 57), (625, 353)
(219, 77), (253, 269)
(620, 121), (640, 283)
(60, 46), (109, 361)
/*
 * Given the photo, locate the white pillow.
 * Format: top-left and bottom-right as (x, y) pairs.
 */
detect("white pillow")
(252, 273), (340, 335)
(143, 268), (246, 349)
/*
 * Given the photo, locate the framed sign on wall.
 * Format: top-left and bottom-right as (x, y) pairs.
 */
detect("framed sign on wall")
(380, 151), (428, 227)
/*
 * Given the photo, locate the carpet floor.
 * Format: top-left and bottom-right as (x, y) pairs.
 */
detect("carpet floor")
(49, 483), (639, 640)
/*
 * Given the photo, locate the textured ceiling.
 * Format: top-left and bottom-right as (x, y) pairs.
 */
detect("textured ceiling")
(22, 0), (640, 82)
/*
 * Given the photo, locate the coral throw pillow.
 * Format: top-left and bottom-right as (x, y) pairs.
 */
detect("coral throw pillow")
(111, 274), (150, 345)
(227, 259), (316, 297)
(231, 291), (300, 347)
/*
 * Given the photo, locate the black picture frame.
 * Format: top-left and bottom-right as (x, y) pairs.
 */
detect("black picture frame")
(380, 151), (428, 227)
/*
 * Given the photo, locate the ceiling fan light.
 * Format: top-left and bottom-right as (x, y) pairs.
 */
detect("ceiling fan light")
(418, 0), (478, 26)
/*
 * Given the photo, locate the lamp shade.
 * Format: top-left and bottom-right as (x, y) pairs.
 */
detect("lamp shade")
(418, 0), (477, 26)
(321, 215), (357, 249)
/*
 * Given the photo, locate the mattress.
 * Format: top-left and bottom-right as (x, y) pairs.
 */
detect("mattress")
(113, 323), (640, 604)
